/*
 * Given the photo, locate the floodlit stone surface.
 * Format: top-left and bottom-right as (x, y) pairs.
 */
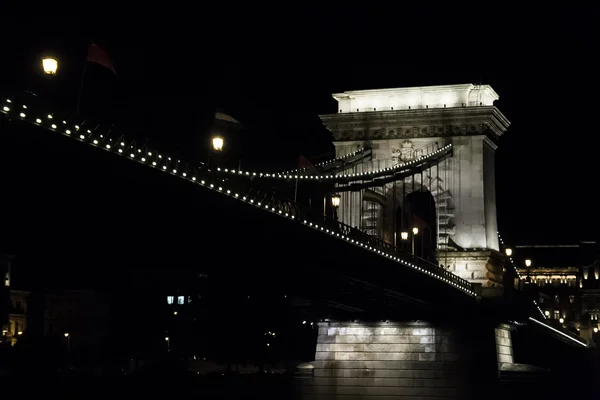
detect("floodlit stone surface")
(320, 83), (511, 287)
(301, 321), (464, 399)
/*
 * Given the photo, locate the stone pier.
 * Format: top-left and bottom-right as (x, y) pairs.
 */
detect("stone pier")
(298, 321), (466, 399)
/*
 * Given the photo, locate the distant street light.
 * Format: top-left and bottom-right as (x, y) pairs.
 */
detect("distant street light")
(212, 136), (224, 151)
(206, 136), (224, 170)
(411, 227), (419, 257)
(594, 328), (599, 333)
(505, 248), (513, 257)
(559, 317), (564, 324)
(331, 193), (341, 208)
(525, 259), (532, 268)
(165, 336), (170, 352)
(400, 232), (409, 241)
(331, 194), (341, 220)
(42, 57), (58, 75)
(64, 332), (70, 352)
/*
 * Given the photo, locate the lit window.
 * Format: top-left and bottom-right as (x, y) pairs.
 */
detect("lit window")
(569, 295), (575, 304)
(554, 310), (560, 320)
(178, 296), (184, 305)
(167, 296), (174, 305)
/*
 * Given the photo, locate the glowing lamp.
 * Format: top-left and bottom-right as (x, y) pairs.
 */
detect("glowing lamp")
(42, 57), (58, 74)
(412, 227), (419, 235)
(331, 194), (341, 208)
(559, 318), (564, 324)
(401, 232), (409, 240)
(64, 333), (69, 337)
(212, 136), (224, 151)
(525, 259), (532, 268)
(505, 248), (513, 257)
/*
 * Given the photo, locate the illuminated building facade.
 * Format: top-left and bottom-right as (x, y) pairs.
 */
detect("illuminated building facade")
(517, 241), (599, 342)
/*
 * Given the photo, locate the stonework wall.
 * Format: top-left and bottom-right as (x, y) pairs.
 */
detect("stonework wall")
(300, 321), (463, 399)
(495, 324), (513, 369)
(442, 250), (505, 287)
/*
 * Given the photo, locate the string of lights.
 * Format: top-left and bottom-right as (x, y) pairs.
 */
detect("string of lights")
(281, 147), (370, 175)
(214, 145), (453, 183)
(1, 96), (475, 296)
(498, 231), (546, 320)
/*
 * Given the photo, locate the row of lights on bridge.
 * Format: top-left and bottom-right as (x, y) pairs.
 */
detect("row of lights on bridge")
(1, 99), (476, 297)
(217, 145), (452, 182)
(282, 148), (369, 175)
(498, 232), (545, 320)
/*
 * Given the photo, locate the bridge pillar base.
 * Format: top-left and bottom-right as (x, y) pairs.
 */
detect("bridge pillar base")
(439, 249), (505, 289)
(301, 321), (466, 399)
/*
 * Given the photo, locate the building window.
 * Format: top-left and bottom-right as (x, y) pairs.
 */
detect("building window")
(554, 310), (560, 320)
(177, 296), (184, 305)
(167, 296), (174, 305)
(569, 295), (575, 304)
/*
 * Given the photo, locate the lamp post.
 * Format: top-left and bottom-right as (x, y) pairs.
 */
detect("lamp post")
(64, 332), (70, 352)
(165, 336), (170, 352)
(400, 231), (408, 250)
(207, 136), (224, 170)
(525, 259), (532, 283)
(331, 194), (341, 221)
(411, 227), (419, 257)
(42, 57), (58, 75)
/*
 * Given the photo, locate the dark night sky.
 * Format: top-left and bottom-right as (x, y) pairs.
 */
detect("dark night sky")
(1, 8), (598, 250)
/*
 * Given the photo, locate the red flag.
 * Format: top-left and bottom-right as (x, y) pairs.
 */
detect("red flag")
(298, 154), (315, 170)
(87, 42), (116, 74)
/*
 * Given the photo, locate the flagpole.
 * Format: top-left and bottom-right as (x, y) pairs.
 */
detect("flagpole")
(76, 60), (88, 116)
(294, 174), (299, 203)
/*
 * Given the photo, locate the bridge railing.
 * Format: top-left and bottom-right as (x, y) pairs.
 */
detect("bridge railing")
(241, 184), (474, 295)
(0, 91), (476, 297)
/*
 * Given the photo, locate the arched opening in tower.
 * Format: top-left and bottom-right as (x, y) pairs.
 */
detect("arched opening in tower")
(406, 191), (437, 262)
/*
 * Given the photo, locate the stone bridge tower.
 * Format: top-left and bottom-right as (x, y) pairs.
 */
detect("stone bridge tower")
(319, 84), (510, 288)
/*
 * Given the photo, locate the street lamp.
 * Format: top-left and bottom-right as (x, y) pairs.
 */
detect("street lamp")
(212, 136), (224, 151)
(559, 317), (564, 324)
(207, 136), (224, 170)
(505, 248), (513, 257)
(400, 231), (409, 240)
(525, 259), (532, 268)
(64, 332), (70, 352)
(331, 194), (341, 220)
(42, 57), (58, 75)
(331, 193), (341, 208)
(165, 336), (170, 352)
(411, 227), (419, 257)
